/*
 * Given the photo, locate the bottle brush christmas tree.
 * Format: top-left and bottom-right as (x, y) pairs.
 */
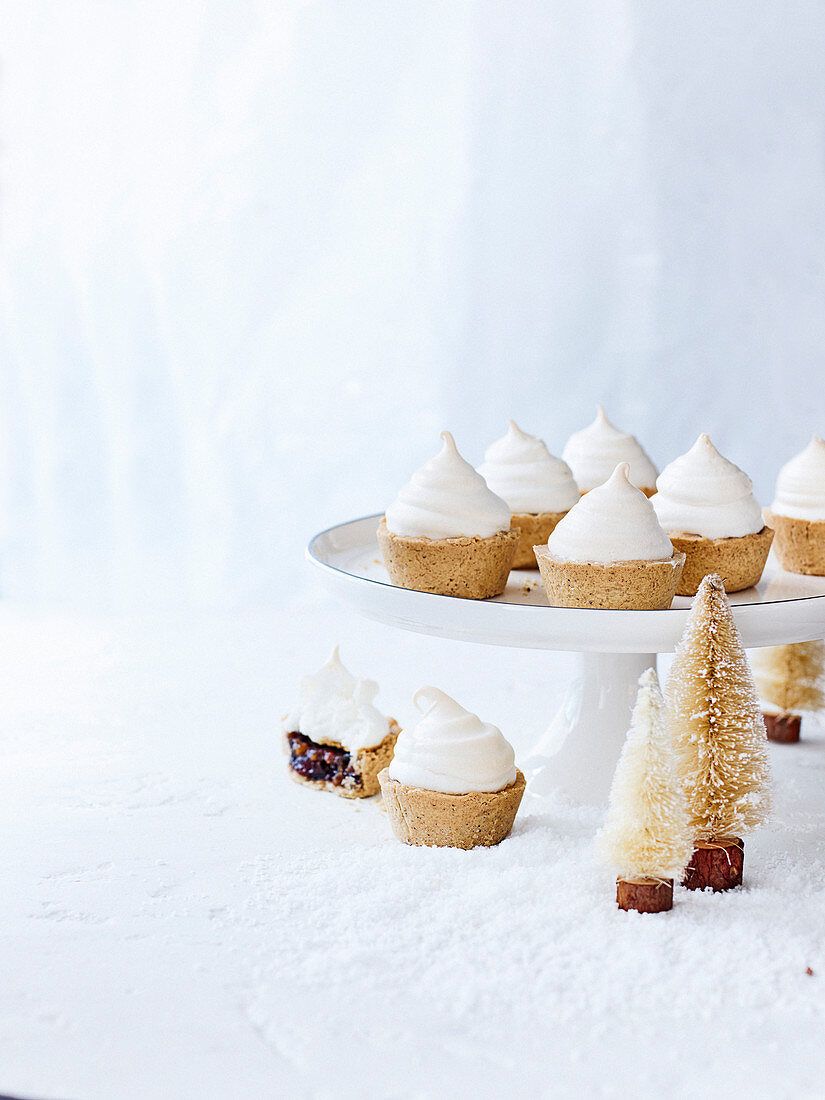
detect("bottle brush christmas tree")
(595, 668), (692, 913)
(666, 573), (771, 892)
(750, 640), (825, 743)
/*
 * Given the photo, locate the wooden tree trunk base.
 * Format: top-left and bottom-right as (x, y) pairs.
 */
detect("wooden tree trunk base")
(682, 837), (744, 892)
(616, 876), (674, 913)
(763, 712), (801, 743)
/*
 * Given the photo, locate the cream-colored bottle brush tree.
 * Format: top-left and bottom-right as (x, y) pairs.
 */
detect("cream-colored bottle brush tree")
(750, 640), (825, 743)
(596, 667), (692, 913)
(666, 573), (771, 891)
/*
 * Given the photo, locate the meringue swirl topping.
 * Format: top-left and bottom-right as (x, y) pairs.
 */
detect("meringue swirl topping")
(562, 406), (658, 492)
(546, 462), (675, 563)
(283, 646), (390, 752)
(385, 431), (511, 539)
(652, 434), (764, 539)
(477, 420), (580, 514)
(388, 686), (517, 794)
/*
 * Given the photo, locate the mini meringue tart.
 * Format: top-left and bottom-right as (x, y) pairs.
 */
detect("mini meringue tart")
(378, 687), (525, 849)
(764, 435), (825, 576)
(533, 463), (685, 610)
(562, 406), (658, 495)
(478, 420), (580, 568)
(282, 647), (400, 798)
(378, 431), (518, 599)
(651, 434), (773, 595)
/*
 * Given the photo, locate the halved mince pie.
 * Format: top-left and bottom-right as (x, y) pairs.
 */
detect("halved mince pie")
(284, 721), (399, 798)
(282, 646), (398, 798)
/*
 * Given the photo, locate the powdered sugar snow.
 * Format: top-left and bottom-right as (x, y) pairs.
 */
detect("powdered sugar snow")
(0, 599), (823, 1099)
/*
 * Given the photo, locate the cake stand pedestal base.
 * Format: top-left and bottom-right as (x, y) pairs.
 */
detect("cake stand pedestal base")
(523, 651), (657, 805)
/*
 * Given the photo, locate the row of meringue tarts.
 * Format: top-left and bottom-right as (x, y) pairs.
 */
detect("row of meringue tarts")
(609, 431), (825, 589)
(377, 433), (769, 608)
(377, 425), (822, 610)
(533, 436), (777, 608)
(532, 429), (783, 607)
(483, 407), (659, 565)
(378, 412), (659, 597)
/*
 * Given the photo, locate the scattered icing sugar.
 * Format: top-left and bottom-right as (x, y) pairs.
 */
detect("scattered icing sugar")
(4, 607), (824, 1097)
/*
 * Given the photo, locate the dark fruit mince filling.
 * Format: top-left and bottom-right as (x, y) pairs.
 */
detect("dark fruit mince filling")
(287, 732), (361, 788)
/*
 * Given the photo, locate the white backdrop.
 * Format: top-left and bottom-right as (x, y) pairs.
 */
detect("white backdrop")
(2, 1), (825, 610)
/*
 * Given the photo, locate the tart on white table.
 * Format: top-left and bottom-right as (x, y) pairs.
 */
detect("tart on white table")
(379, 686), (525, 849)
(308, 515), (825, 803)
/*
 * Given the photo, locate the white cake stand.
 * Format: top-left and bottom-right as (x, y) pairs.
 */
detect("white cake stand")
(307, 514), (825, 803)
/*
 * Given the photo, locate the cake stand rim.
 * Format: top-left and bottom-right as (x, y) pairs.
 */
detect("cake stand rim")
(307, 513), (825, 653)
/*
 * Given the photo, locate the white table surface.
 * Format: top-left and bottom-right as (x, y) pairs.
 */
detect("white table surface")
(2, 588), (824, 1100)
